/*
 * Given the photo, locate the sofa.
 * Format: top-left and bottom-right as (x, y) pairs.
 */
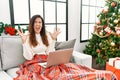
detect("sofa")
(0, 36), (92, 80)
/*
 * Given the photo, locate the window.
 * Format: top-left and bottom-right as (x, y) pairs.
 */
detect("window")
(9, 0), (68, 41)
(80, 0), (105, 42)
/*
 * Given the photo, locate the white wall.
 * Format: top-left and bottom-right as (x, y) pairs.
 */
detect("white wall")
(0, 0), (11, 24)
(0, 0), (88, 52)
(68, 0), (88, 52)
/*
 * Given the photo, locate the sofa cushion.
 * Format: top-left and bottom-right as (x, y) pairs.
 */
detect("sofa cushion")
(6, 67), (19, 78)
(1, 36), (25, 70)
(55, 39), (76, 50)
(55, 39), (76, 62)
(0, 36), (76, 70)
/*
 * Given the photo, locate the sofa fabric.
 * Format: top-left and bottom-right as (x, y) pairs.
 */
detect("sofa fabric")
(5, 51), (92, 78)
(73, 51), (92, 68)
(0, 36), (76, 70)
(55, 39), (76, 50)
(6, 67), (19, 78)
(0, 71), (12, 80)
(0, 36), (92, 79)
(0, 36), (25, 70)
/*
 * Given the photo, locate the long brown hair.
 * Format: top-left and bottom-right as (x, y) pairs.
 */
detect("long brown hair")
(28, 15), (49, 47)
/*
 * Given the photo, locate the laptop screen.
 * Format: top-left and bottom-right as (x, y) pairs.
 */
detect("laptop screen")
(46, 48), (73, 68)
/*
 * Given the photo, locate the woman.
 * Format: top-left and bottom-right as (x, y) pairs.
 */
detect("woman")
(14, 15), (117, 80)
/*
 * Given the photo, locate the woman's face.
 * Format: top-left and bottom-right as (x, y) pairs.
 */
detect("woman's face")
(34, 17), (42, 34)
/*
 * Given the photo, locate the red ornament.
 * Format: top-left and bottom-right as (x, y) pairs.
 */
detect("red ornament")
(102, 8), (108, 14)
(103, 26), (107, 29)
(96, 21), (101, 25)
(111, 2), (116, 7)
(96, 49), (100, 53)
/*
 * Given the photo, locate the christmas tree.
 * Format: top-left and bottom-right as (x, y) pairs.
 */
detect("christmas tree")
(83, 0), (120, 66)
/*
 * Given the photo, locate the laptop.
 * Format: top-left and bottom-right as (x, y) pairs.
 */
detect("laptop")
(40, 48), (73, 68)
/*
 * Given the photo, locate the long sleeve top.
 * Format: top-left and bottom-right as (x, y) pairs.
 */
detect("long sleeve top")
(22, 32), (56, 60)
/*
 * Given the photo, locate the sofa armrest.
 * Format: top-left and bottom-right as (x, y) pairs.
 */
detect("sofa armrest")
(72, 51), (92, 68)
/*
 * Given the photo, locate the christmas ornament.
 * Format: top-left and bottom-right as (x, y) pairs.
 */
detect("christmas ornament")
(115, 27), (120, 35)
(111, 42), (115, 46)
(96, 49), (100, 53)
(112, 13), (116, 16)
(96, 21), (101, 25)
(111, 2), (116, 7)
(99, 31), (103, 36)
(102, 7), (109, 14)
(114, 19), (119, 24)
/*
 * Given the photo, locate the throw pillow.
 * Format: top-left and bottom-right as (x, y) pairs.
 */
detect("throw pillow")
(55, 39), (76, 50)
(55, 39), (76, 62)
(1, 36), (25, 70)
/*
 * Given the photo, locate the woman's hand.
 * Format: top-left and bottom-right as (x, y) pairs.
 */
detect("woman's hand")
(17, 29), (27, 44)
(49, 28), (61, 40)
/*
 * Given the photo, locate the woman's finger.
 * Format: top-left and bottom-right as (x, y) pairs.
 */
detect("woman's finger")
(17, 29), (21, 34)
(17, 29), (23, 36)
(56, 28), (61, 34)
(20, 28), (23, 33)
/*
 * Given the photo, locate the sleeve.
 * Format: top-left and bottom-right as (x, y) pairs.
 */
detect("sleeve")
(22, 36), (34, 60)
(45, 32), (56, 54)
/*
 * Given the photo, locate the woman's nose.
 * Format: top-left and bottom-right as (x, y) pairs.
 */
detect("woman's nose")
(36, 22), (40, 25)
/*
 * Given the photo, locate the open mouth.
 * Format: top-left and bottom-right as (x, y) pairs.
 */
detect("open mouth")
(36, 27), (40, 29)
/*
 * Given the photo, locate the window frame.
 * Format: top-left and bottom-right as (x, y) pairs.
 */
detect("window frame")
(80, 0), (104, 42)
(9, 0), (68, 41)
